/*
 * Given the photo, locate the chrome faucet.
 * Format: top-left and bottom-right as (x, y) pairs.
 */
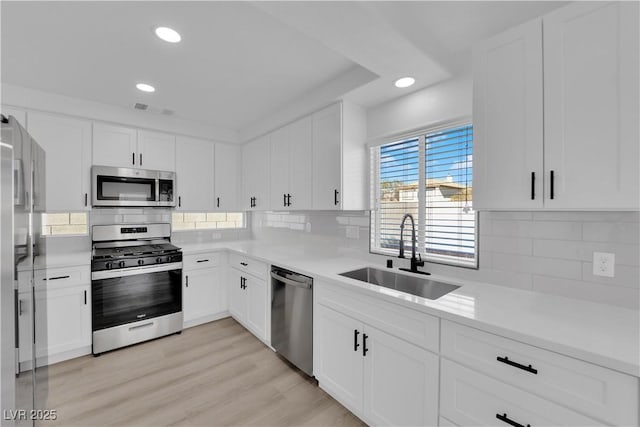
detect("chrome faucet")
(398, 213), (428, 275)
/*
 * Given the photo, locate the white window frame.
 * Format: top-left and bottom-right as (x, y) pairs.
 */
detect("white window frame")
(369, 120), (478, 269)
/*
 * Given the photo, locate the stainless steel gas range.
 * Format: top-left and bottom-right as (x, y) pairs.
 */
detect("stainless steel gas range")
(91, 223), (183, 354)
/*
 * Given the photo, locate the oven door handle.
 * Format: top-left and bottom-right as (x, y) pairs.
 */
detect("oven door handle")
(270, 271), (312, 289)
(91, 262), (183, 281)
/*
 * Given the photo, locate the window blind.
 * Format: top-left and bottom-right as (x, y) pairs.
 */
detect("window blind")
(424, 125), (475, 265)
(371, 137), (419, 254)
(370, 123), (477, 268)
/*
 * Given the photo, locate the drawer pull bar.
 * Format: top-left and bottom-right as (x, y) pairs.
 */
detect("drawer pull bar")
(353, 329), (360, 352)
(46, 275), (70, 281)
(496, 413), (530, 427)
(196, 259), (209, 263)
(497, 356), (538, 374)
(240, 262), (248, 267)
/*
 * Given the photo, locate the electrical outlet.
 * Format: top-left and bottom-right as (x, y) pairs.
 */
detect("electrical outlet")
(593, 252), (615, 277)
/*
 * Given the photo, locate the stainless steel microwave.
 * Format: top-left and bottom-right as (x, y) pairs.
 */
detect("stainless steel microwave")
(92, 166), (175, 207)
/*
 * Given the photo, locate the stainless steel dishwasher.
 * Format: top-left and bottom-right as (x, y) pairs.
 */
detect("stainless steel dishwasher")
(270, 266), (313, 376)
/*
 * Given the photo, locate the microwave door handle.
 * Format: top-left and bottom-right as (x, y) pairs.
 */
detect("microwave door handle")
(155, 178), (160, 206)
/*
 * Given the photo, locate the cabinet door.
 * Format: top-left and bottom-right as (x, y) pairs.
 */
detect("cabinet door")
(27, 112), (92, 211)
(183, 268), (225, 324)
(314, 304), (363, 414)
(37, 285), (91, 359)
(544, 2), (639, 209)
(472, 19), (543, 209)
(245, 275), (268, 342)
(288, 116), (313, 210)
(214, 143), (240, 211)
(92, 123), (137, 168)
(228, 269), (247, 322)
(242, 135), (270, 210)
(363, 326), (439, 427)
(175, 136), (215, 211)
(92, 123), (138, 168)
(137, 130), (175, 171)
(269, 126), (290, 210)
(312, 103), (342, 210)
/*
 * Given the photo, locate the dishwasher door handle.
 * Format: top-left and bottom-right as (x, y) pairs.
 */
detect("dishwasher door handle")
(270, 271), (312, 289)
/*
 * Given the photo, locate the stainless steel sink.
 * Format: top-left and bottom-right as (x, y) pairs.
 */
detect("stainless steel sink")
(339, 267), (460, 300)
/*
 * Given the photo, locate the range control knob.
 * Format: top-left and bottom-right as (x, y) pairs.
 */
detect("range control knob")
(156, 257), (163, 264)
(105, 262), (112, 270)
(118, 261), (126, 268)
(138, 259), (144, 266)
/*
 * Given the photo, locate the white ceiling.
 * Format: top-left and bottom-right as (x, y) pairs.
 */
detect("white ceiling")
(1, 1), (566, 137)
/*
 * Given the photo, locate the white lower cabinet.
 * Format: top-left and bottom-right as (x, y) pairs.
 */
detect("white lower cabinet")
(18, 266), (91, 369)
(182, 252), (228, 328)
(228, 255), (269, 344)
(315, 302), (439, 426)
(441, 359), (601, 426)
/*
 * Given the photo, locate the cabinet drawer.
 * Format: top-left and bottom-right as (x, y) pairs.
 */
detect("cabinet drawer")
(441, 359), (602, 427)
(229, 252), (268, 279)
(183, 252), (222, 271)
(27, 266), (90, 291)
(317, 280), (439, 353)
(441, 320), (639, 426)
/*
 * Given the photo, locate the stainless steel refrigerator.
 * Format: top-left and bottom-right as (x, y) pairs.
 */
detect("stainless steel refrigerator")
(1, 114), (47, 426)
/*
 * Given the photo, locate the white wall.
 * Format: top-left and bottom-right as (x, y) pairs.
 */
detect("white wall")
(366, 74), (472, 142)
(1, 84), (238, 143)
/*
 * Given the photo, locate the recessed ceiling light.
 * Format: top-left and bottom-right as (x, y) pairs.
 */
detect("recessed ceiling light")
(394, 77), (415, 88)
(136, 83), (155, 93)
(155, 26), (181, 43)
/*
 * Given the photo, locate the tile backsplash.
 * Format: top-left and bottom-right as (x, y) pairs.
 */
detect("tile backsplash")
(252, 210), (640, 309)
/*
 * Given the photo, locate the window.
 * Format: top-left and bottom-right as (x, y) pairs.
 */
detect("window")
(370, 124), (476, 268)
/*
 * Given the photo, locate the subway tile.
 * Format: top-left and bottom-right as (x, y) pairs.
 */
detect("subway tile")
(183, 213), (206, 223)
(45, 213), (69, 225)
(581, 263), (640, 289)
(290, 223), (305, 231)
(69, 213), (87, 225)
(528, 221), (582, 240)
(336, 216), (350, 225)
(195, 222), (218, 229)
(226, 212), (243, 222)
(477, 269), (533, 291)
(533, 240), (640, 266)
(533, 211), (640, 222)
(206, 213), (227, 222)
(583, 222), (640, 244)
(485, 211), (533, 221)
(490, 220), (532, 238)
(172, 222), (195, 231)
(532, 275), (639, 310)
(480, 236), (532, 256)
(172, 212), (184, 223)
(42, 226), (51, 236)
(50, 224), (87, 235)
(491, 253), (582, 280)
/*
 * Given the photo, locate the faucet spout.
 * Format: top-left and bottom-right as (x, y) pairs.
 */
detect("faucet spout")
(398, 213), (427, 274)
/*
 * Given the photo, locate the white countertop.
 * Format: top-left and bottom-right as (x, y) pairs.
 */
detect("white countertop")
(179, 240), (640, 378)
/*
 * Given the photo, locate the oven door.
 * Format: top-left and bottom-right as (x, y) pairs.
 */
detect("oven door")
(91, 263), (182, 331)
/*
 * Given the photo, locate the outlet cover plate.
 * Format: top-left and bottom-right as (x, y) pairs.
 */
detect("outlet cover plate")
(593, 252), (615, 277)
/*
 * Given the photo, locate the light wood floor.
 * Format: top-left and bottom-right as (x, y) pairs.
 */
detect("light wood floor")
(43, 317), (366, 427)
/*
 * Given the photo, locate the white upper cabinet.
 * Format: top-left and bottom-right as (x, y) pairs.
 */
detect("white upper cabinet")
(473, 1), (639, 210)
(92, 123), (137, 168)
(93, 123), (175, 171)
(175, 136), (215, 211)
(472, 19), (543, 210)
(312, 102), (367, 210)
(269, 116), (313, 210)
(27, 112), (92, 211)
(2, 106), (27, 127)
(214, 143), (240, 211)
(543, 1), (639, 210)
(136, 130), (176, 171)
(242, 135), (270, 210)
